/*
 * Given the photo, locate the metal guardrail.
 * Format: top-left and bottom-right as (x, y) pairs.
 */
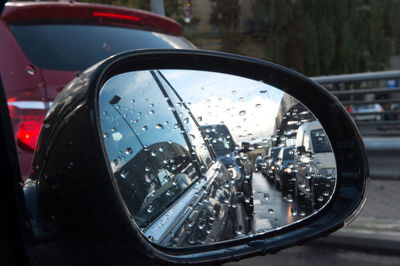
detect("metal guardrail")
(312, 70), (400, 137)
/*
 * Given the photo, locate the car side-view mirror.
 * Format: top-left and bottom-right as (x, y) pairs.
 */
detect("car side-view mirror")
(26, 50), (368, 265)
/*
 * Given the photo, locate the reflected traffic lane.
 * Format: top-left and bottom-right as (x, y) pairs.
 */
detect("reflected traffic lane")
(251, 172), (302, 233)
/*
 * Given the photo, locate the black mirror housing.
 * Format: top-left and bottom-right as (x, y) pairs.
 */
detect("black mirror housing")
(27, 50), (368, 265)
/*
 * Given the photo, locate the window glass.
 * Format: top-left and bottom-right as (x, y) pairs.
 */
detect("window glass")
(99, 70), (201, 228)
(9, 24), (193, 71)
(155, 70), (213, 172)
(311, 129), (332, 153)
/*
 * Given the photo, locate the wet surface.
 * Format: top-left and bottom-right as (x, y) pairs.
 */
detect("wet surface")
(251, 172), (302, 232)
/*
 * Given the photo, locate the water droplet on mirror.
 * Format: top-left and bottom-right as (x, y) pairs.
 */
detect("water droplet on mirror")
(149, 110), (155, 115)
(239, 110), (246, 116)
(240, 153), (248, 160)
(189, 134), (195, 140)
(145, 174), (152, 183)
(184, 117), (189, 123)
(111, 127), (117, 133)
(146, 205), (153, 213)
(151, 151), (157, 157)
(197, 116), (202, 122)
(268, 209), (274, 214)
(239, 97), (244, 101)
(142, 125), (148, 131)
(103, 132), (109, 138)
(264, 193), (270, 200)
(323, 191), (330, 197)
(125, 147), (133, 155)
(198, 223), (206, 230)
(284, 194), (293, 202)
(155, 124), (164, 129)
(255, 103), (262, 108)
(232, 90), (237, 95)
(112, 159), (118, 166)
(317, 196), (324, 202)
(291, 208), (297, 216)
(120, 171), (128, 179)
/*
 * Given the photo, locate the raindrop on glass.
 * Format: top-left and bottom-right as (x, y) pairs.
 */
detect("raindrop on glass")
(264, 193), (270, 200)
(125, 147), (133, 155)
(120, 171), (128, 179)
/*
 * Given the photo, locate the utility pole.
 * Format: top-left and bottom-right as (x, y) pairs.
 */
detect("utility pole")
(150, 0), (165, 16)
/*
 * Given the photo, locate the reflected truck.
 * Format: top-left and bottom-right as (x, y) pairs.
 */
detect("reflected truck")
(294, 121), (336, 211)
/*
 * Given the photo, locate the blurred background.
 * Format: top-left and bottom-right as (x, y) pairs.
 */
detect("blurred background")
(7, 0), (400, 264)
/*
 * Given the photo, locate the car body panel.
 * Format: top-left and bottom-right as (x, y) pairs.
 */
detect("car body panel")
(1, 2), (194, 180)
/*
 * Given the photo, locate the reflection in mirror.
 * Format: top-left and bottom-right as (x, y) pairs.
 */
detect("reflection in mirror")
(99, 70), (337, 248)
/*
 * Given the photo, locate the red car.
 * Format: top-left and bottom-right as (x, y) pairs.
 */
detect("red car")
(0, 1), (194, 180)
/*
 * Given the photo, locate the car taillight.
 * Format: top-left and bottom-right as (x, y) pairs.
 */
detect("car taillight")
(16, 115), (44, 151)
(7, 102), (48, 152)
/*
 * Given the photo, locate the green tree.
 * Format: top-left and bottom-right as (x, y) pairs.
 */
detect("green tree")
(252, 0), (400, 76)
(209, 0), (241, 53)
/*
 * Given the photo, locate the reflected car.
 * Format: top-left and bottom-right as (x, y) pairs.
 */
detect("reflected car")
(200, 124), (254, 217)
(263, 146), (283, 182)
(1, 1), (194, 180)
(274, 145), (296, 193)
(294, 121), (336, 211)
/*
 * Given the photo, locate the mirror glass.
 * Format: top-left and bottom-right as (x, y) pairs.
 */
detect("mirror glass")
(99, 70), (337, 248)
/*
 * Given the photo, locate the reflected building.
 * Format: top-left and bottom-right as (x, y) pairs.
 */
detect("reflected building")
(273, 94), (315, 146)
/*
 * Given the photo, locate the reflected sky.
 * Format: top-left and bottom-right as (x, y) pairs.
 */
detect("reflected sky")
(161, 70), (284, 143)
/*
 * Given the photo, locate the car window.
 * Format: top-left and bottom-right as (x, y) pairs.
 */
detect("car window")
(310, 129), (332, 153)
(9, 24), (193, 71)
(99, 70), (203, 228)
(270, 147), (280, 160)
(283, 147), (294, 161)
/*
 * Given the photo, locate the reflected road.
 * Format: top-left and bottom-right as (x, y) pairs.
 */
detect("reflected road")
(251, 172), (303, 233)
